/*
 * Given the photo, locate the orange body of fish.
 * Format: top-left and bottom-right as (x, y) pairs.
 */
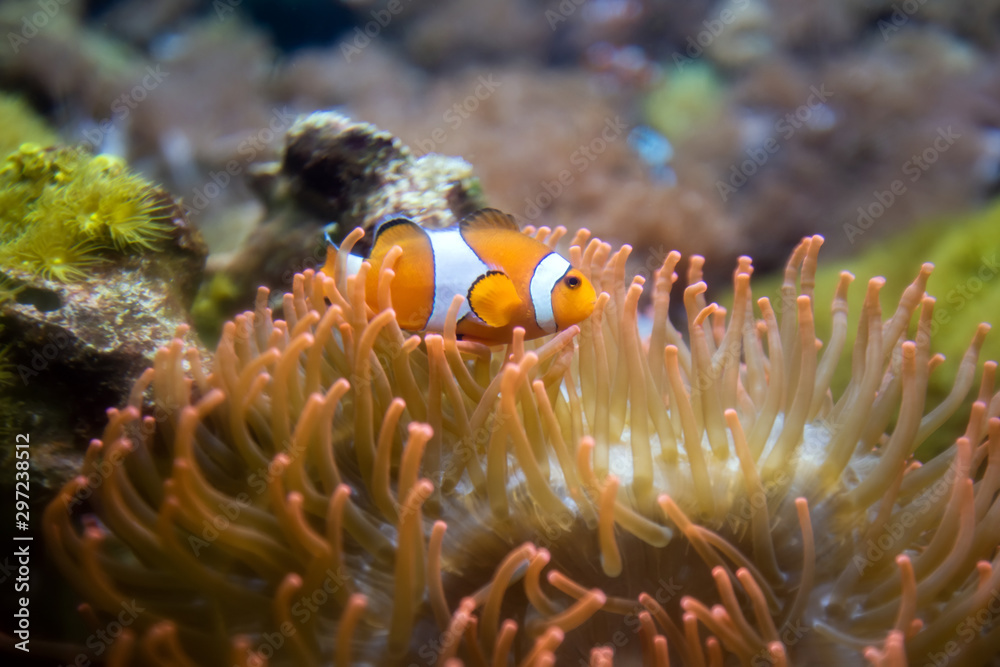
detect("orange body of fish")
(321, 209), (597, 344)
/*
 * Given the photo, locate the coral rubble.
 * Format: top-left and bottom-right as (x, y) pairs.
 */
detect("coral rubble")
(275, 111), (485, 238)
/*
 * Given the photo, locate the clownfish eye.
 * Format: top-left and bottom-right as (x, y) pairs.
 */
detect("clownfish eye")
(564, 275), (581, 289)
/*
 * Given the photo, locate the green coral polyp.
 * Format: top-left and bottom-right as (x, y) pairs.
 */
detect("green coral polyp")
(93, 183), (174, 251)
(10, 227), (104, 282)
(0, 145), (176, 283)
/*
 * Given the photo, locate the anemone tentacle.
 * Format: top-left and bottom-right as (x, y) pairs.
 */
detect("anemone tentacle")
(44, 228), (1000, 666)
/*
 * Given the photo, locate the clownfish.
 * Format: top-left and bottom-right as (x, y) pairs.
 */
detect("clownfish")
(321, 209), (597, 344)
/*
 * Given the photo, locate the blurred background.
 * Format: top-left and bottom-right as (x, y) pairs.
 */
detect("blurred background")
(4, 0), (999, 272)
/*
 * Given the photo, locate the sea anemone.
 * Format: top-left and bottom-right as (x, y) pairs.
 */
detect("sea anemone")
(790, 199), (1000, 458)
(44, 229), (1000, 665)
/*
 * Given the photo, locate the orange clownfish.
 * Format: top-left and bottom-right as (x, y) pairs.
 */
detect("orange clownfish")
(321, 209), (597, 344)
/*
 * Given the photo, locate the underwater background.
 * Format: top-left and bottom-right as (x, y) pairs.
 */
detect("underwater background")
(4, 0), (1000, 665)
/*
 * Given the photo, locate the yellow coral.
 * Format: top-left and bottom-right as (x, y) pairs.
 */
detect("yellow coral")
(0, 180), (38, 236)
(89, 177), (173, 251)
(643, 62), (725, 140)
(9, 222), (104, 282)
(0, 145), (176, 282)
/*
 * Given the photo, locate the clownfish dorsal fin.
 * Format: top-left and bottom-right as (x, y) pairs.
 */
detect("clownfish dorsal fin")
(459, 208), (520, 233)
(467, 270), (522, 328)
(371, 217), (425, 258)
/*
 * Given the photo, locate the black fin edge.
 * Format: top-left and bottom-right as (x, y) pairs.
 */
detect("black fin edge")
(466, 269), (507, 325)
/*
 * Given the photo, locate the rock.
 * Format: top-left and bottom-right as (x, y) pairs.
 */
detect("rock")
(0, 150), (208, 503)
(193, 110), (487, 340)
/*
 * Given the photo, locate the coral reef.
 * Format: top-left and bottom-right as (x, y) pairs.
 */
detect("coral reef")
(720, 28), (994, 270)
(4, 3), (1000, 663)
(45, 229), (1000, 664)
(3, 6), (286, 224)
(0, 144), (199, 283)
(117, 17), (281, 171)
(0, 144), (207, 501)
(0, 146), (177, 280)
(273, 111), (485, 238)
(400, 0), (550, 69)
(700, 0), (774, 69)
(0, 1), (141, 123)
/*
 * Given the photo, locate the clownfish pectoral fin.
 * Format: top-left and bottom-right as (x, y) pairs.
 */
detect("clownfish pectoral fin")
(468, 271), (522, 328)
(459, 208), (520, 233)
